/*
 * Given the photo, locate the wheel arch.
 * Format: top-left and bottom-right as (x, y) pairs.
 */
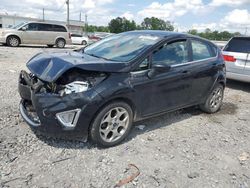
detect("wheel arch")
(6, 34), (22, 44)
(55, 36), (66, 44)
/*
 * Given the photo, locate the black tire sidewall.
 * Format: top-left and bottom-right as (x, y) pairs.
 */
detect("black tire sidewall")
(82, 40), (87, 45)
(90, 101), (133, 147)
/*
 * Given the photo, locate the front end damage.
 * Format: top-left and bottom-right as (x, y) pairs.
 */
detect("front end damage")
(18, 69), (105, 140)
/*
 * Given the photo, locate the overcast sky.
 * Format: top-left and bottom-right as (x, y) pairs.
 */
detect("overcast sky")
(1, 0), (250, 33)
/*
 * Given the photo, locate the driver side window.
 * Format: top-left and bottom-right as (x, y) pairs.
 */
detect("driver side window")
(152, 40), (188, 66)
(26, 23), (38, 31)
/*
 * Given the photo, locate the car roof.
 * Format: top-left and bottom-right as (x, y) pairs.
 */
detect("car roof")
(125, 30), (185, 37)
(124, 30), (215, 46)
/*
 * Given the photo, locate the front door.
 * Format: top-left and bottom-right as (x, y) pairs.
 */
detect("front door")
(130, 39), (194, 117)
(19, 23), (40, 44)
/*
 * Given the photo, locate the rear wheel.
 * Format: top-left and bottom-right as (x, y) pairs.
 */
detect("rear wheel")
(7, 36), (20, 47)
(55, 38), (66, 48)
(90, 101), (133, 147)
(199, 84), (224, 113)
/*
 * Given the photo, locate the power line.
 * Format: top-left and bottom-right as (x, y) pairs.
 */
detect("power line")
(66, 0), (69, 28)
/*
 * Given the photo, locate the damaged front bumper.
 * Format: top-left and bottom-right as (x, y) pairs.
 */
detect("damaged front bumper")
(18, 70), (103, 141)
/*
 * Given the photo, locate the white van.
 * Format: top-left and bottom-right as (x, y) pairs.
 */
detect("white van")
(0, 22), (72, 48)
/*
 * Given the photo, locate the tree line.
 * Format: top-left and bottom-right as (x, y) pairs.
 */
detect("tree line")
(85, 17), (174, 33)
(85, 17), (241, 41)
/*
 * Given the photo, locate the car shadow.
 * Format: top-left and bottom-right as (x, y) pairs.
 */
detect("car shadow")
(125, 107), (201, 142)
(226, 79), (250, 92)
(36, 107), (202, 149)
(35, 101), (237, 149)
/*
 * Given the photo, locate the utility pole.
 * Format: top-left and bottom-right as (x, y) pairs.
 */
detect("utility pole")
(42, 8), (45, 21)
(245, 27), (248, 35)
(85, 14), (88, 35)
(66, 0), (69, 28)
(79, 12), (81, 21)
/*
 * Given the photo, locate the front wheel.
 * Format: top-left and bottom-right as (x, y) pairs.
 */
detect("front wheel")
(7, 36), (20, 47)
(199, 84), (224, 113)
(90, 101), (133, 147)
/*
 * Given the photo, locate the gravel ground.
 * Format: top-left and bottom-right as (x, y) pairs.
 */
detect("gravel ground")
(0, 44), (249, 188)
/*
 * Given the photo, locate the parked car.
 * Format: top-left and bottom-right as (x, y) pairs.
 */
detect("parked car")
(222, 37), (250, 82)
(0, 21), (71, 48)
(88, 32), (114, 43)
(18, 31), (226, 147)
(71, 34), (89, 45)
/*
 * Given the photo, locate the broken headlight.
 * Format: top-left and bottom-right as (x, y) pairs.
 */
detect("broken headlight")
(59, 81), (89, 96)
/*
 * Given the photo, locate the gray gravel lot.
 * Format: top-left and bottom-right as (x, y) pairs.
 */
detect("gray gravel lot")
(0, 44), (249, 188)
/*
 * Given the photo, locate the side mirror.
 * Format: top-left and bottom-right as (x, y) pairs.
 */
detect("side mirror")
(21, 27), (27, 31)
(148, 63), (171, 78)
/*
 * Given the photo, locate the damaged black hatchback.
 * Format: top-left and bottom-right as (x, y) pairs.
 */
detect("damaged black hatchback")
(18, 30), (226, 147)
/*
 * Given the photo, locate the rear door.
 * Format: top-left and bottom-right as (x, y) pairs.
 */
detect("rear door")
(223, 37), (250, 74)
(188, 39), (220, 103)
(37, 23), (54, 44)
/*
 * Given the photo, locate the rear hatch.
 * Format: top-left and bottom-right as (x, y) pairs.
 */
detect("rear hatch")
(223, 37), (250, 74)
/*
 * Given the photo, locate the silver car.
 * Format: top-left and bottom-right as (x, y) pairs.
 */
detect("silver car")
(0, 22), (71, 48)
(222, 37), (250, 82)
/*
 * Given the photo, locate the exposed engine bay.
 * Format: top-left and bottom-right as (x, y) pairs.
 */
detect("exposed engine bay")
(20, 69), (107, 96)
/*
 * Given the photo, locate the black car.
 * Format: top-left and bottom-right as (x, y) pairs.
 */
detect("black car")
(18, 30), (226, 147)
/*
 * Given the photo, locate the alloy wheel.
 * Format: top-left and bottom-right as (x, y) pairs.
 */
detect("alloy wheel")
(9, 37), (19, 47)
(209, 87), (223, 109)
(99, 107), (129, 143)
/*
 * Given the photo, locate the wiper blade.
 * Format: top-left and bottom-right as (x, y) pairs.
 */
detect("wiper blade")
(85, 53), (113, 61)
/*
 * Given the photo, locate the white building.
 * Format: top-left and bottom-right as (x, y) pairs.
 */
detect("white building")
(0, 13), (85, 34)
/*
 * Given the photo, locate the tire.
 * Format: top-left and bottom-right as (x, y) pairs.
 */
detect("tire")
(55, 38), (66, 48)
(90, 101), (133, 147)
(81, 40), (87, 45)
(47, 44), (54, 48)
(199, 84), (224, 113)
(7, 36), (20, 47)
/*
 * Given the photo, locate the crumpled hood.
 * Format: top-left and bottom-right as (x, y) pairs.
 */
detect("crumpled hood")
(27, 51), (130, 82)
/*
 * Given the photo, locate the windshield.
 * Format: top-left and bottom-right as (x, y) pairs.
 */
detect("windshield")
(84, 33), (161, 62)
(11, 22), (27, 29)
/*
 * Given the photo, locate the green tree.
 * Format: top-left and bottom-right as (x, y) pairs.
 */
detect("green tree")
(108, 17), (136, 33)
(188, 29), (198, 35)
(85, 25), (109, 33)
(141, 17), (174, 31)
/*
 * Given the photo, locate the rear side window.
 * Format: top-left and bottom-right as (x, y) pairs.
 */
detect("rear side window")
(37, 24), (67, 32)
(38, 24), (53, 31)
(71, 34), (82, 37)
(191, 40), (213, 61)
(53, 25), (67, 32)
(224, 37), (250, 53)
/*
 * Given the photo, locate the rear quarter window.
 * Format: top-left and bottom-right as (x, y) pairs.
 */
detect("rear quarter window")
(224, 37), (250, 53)
(53, 25), (67, 32)
(191, 40), (215, 61)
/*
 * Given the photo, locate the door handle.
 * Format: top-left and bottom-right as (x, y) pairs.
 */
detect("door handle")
(181, 70), (189, 74)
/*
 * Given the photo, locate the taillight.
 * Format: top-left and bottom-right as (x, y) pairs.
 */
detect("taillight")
(223, 55), (236, 62)
(69, 33), (71, 39)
